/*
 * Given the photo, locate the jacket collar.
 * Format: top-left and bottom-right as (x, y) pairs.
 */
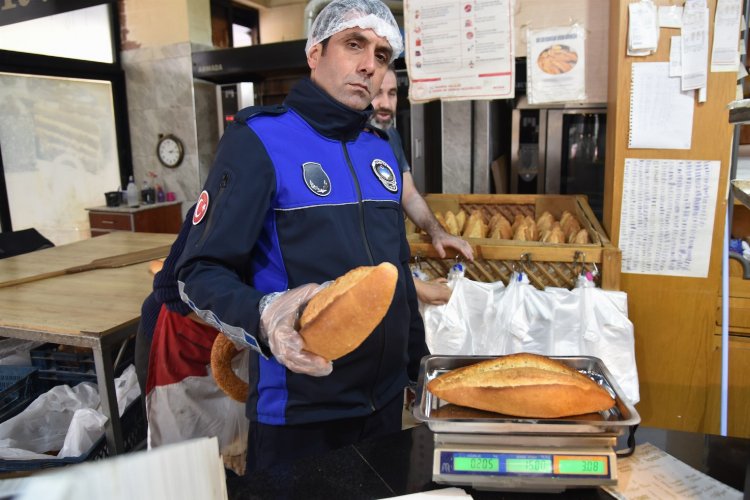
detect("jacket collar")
(285, 78), (373, 142)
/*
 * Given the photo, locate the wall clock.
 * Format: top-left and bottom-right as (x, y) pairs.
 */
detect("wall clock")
(156, 134), (184, 168)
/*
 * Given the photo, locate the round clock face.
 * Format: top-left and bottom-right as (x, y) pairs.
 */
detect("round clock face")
(157, 135), (184, 168)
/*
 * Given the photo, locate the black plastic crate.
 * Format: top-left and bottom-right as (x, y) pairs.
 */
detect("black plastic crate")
(29, 343), (135, 388)
(0, 397), (144, 473)
(29, 344), (97, 385)
(0, 366), (40, 423)
(0, 364), (145, 474)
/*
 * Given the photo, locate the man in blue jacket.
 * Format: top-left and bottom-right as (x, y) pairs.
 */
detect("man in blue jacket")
(175, 0), (427, 473)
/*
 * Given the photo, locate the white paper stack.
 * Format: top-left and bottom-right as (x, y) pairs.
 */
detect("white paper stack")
(13, 437), (227, 500)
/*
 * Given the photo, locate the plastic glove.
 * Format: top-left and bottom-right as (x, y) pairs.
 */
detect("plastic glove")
(259, 283), (333, 377)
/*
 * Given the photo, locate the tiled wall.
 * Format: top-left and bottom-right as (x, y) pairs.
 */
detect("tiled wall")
(122, 41), (218, 217)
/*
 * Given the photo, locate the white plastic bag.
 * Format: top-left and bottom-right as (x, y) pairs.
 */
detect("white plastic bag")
(0, 364), (142, 460)
(492, 273), (554, 355)
(147, 349), (250, 475)
(422, 277), (504, 355)
(546, 282), (640, 404)
(57, 365), (142, 458)
(113, 364), (140, 417)
(0, 382), (100, 455)
(421, 271), (640, 404)
(58, 408), (108, 458)
(578, 286), (639, 404)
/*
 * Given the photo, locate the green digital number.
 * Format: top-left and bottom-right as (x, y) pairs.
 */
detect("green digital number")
(505, 458), (552, 474)
(559, 459), (606, 475)
(453, 456), (500, 472)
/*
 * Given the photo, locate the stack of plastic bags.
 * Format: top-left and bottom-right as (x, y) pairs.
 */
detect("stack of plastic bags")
(421, 271), (639, 404)
(0, 365), (141, 460)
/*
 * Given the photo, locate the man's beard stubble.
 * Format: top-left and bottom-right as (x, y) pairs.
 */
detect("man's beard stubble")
(370, 109), (394, 130)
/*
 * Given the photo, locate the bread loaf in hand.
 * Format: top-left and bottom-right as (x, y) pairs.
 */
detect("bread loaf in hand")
(427, 353), (615, 418)
(299, 262), (398, 361)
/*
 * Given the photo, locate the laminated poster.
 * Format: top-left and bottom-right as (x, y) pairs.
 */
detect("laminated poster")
(404, 0), (514, 102)
(618, 158), (719, 278)
(526, 24), (586, 104)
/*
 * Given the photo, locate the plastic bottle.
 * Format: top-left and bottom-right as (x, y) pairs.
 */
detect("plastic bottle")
(143, 173), (157, 204)
(156, 184), (165, 203)
(126, 175), (139, 207)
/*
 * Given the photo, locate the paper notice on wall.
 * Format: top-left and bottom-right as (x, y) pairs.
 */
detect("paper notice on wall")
(711, 0), (742, 72)
(404, 0), (514, 103)
(618, 158), (719, 278)
(628, 0), (659, 56)
(526, 24), (586, 104)
(659, 5), (683, 28)
(669, 36), (682, 77)
(629, 63), (694, 149)
(681, 2), (710, 90)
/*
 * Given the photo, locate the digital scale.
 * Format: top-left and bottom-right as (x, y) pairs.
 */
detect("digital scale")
(414, 355), (641, 493)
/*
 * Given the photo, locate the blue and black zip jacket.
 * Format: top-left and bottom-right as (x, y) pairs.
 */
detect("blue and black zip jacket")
(175, 78), (427, 426)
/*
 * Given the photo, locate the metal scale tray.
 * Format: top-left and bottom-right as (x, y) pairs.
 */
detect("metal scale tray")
(413, 355), (641, 437)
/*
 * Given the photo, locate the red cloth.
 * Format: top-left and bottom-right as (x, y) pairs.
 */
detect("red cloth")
(146, 305), (219, 393)
(145, 305), (248, 474)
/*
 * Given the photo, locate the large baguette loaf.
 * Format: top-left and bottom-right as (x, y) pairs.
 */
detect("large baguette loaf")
(300, 262), (398, 361)
(427, 353), (614, 418)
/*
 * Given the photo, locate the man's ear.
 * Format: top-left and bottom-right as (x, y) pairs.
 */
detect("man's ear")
(307, 43), (321, 70)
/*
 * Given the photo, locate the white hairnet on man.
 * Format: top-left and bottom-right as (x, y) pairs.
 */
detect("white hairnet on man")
(305, 0), (404, 64)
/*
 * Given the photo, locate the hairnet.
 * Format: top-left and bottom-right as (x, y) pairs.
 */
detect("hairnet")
(305, 0), (403, 64)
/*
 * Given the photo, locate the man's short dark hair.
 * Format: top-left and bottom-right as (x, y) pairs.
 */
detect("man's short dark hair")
(320, 37), (330, 55)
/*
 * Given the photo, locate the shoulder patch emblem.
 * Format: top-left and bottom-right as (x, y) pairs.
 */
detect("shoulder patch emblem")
(193, 190), (209, 225)
(371, 159), (398, 193)
(302, 162), (331, 197)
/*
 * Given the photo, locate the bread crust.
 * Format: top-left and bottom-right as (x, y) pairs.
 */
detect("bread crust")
(299, 262), (398, 361)
(211, 335), (249, 402)
(149, 259), (165, 275)
(427, 353), (614, 418)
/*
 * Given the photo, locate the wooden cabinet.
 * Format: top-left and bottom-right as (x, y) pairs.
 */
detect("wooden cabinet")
(86, 202), (182, 237)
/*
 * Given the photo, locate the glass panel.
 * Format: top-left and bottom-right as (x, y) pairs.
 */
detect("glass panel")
(0, 5), (113, 63)
(0, 73), (121, 244)
(560, 112), (606, 219)
(232, 24), (254, 47)
(517, 109), (540, 194)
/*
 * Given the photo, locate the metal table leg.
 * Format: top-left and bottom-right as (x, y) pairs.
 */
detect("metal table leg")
(93, 342), (124, 455)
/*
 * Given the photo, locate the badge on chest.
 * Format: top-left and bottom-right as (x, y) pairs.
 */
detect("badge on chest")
(371, 159), (398, 193)
(302, 162), (332, 197)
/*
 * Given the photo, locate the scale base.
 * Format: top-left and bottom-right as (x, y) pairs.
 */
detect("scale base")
(434, 474), (616, 493)
(432, 435), (618, 493)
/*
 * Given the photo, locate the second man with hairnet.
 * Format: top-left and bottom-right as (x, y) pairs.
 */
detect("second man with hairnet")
(175, 0), (428, 473)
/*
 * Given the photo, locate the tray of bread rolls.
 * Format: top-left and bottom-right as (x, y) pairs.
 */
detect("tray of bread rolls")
(413, 354), (640, 436)
(407, 194), (621, 291)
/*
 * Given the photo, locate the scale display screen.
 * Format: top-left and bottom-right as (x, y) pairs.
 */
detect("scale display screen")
(440, 452), (610, 478)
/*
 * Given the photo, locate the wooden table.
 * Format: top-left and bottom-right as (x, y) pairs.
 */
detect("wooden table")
(0, 232), (176, 455)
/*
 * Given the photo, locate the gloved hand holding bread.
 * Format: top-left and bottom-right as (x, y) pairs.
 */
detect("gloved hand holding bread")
(427, 353), (615, 418)
(260, 282), (334, 377)
(297, 262), (398, 361)
(212, 262), (399, 401)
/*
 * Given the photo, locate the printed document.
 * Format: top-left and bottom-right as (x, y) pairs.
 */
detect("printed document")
(618, 159), (719, 278)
